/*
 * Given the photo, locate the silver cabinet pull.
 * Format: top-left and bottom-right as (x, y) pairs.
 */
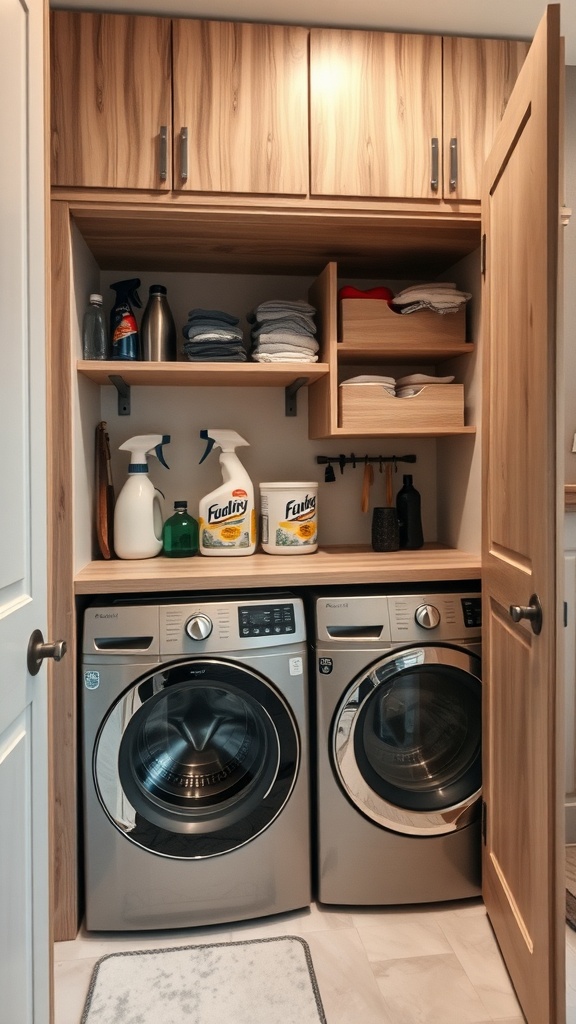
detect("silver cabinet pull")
(159, 125), (168, 182)
(430, 137), (439, 192)
(509, 594), (543, 636)
(449, 137), (458, 192)
(180, 127), (188, 182)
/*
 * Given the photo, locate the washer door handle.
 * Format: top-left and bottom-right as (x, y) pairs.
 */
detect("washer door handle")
(509, 594), (542, 635)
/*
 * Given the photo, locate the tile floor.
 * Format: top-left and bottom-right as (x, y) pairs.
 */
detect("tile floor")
(55, 896), (532, 1023)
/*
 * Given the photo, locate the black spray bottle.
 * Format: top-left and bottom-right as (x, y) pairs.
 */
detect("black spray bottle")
(396, 475), (424, 549)
(110, 278), (142, 360)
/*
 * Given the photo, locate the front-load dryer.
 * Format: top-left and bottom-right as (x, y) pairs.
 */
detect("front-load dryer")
(81, 593), (311, 930)
(313, 588), (482, 905)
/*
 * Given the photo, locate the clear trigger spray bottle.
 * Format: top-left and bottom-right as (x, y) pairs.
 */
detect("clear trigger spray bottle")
(113, 434), (170, 559)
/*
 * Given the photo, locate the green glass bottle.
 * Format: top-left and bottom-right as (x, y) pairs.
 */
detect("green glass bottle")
(162, 501), (199, 557)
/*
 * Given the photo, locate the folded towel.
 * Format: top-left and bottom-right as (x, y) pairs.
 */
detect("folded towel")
(392, 283), (471, 315)
(186, 308), (240, 325)
(253, 331), (319, 351)
(252, 351), (318, 363)
(251, 299), (316, 318)
(184, 327), (244, 342)
(251, 315), (316, 336)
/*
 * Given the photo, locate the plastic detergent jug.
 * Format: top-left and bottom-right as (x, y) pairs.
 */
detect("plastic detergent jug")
(113, 434), (170, 559)
(198, 429), (256, 555)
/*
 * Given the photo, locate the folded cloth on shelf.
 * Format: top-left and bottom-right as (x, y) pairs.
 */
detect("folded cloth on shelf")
(391, 283), (471, 315)
(251, 316), (317, 336)
(252, 351), (319, 362)
(256, 334), (319, 353)
(184, 340), (247, 362)
(186, 308), (241, 325)
(251, 299), (316, 318)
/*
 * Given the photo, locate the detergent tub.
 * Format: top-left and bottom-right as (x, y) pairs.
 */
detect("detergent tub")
(259, 482), (318, 555)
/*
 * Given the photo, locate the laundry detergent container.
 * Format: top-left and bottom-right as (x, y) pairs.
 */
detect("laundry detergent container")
(259, 482), (318, 554)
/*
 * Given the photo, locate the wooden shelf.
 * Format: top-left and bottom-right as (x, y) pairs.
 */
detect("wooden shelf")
(337, 341), (474, 364)
(74, 544), (482, 594)
(78, 360), (330, 387)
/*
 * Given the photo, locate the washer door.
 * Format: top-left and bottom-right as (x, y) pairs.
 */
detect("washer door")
(333, 644), (481, 836)
(94, 658), (300, 858)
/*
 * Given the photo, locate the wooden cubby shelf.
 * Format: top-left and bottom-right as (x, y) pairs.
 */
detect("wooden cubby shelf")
(77, 360), (330, 387)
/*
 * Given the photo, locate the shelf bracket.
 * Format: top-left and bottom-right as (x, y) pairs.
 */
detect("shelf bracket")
(108, 375), (131, 416)
(284, 377), (308, 417)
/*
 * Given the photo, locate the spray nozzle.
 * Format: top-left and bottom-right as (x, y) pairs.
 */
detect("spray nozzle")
(199, 428), (249, 464)
(119, 434), (171, 470)
(110, 278), (142, 309)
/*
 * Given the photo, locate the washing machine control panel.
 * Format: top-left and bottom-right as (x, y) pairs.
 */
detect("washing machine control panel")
(238, 603), (296, 638)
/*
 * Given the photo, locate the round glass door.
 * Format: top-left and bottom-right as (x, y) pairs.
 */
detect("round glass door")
(94, 658), (300, 858)
(333, 645), (481, 836)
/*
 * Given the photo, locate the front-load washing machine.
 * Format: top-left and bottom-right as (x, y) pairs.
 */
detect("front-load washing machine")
(313, 588), (482, 905)
(81, 592), (311, 930)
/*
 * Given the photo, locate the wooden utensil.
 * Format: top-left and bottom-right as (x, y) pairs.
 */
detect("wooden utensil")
(361, 462), (373, 512)
(385, 461), (394, 506)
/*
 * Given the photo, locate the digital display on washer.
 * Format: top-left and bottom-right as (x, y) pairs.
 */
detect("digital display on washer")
(461, 597), (482, 628)
(238, 603), (295, 637)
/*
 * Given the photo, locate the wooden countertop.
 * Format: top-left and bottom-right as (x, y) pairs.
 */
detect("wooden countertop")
(74, 544), (482, 594)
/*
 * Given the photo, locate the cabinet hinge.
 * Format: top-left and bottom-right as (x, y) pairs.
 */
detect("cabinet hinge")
(480, 233), (487, 278)
(481, 799), (487, 845)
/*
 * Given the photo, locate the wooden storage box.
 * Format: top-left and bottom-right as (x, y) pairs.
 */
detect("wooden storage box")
(339, 382), (465, 431)
(339, 299), (466, 346)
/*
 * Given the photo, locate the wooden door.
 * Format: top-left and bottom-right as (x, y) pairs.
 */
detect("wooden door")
(443, 36), (530, 201)
(50, 11), (172, 190)
(481, 7), (563, 1023)
(0, 0), (50, 1020)
(172, 20), (308, 195)
(309, 28), (442, 199)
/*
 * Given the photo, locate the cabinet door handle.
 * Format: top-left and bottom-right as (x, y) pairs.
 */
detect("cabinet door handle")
(159, 125), (168, 182)
(449, 137), (458, 192)
(509, 594), (543, 636)
(180, 127), (188, 182)
(430, 137), (439, 192)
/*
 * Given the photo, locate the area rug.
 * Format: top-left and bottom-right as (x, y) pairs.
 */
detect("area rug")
(81, 935), (327, 1024)
(567, 845), (576, 929)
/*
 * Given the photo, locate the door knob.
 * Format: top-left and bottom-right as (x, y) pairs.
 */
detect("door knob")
(27, 629), (67, 676)
(509, 594), (543, 635)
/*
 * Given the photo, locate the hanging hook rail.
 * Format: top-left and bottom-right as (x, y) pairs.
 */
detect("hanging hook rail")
(316, 454), (416, 468)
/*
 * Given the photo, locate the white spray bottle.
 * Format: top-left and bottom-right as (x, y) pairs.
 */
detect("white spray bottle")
(198, 429), (256, 555)
(113, 434), (170, 559)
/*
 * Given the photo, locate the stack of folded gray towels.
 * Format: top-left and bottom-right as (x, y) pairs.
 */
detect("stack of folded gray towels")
(248, 299), (319, 362)
(182, 308), (247, 362)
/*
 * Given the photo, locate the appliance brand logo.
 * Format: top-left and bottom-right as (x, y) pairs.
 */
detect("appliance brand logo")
(95, 612), (119, 619)
(325, 602), (349, 609)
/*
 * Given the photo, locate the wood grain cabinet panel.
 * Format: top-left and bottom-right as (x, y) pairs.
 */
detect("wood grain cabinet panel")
(443, 36), (530, 200)
(50, 11), (172, 190)
(172, 20), (309, 195)
(309, 29), (443, 200)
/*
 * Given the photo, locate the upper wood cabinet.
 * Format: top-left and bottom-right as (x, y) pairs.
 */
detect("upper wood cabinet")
(172, 20), (309, 195)
(50, 12), (172, 190)
(309, 29), (443, 200)
(443, 36), (530, 200)
(309, 28), (528, 202)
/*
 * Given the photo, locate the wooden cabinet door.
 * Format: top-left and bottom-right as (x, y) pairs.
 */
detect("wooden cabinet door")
(50, 11), (172, 190)
(481, 7), (563, 1023)
(443, 36), (529, 201)
(309, 29), (442, 200)
(172, 20), (308, 195)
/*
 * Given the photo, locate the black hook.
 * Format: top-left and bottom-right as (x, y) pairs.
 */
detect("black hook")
(339, 454), (346, 475)
(325, 463), (336, 483)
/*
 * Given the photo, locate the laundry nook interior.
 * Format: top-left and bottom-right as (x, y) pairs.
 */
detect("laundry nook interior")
(39, 5), (569, 1024)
